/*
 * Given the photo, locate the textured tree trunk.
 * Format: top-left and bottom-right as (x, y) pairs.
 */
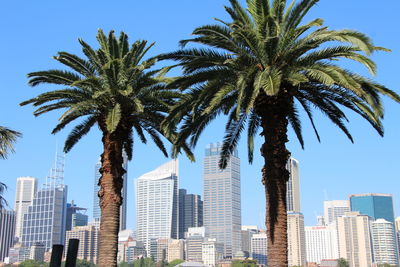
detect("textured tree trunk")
(257, 93), (291, 267)
(98, 130), (126, 267)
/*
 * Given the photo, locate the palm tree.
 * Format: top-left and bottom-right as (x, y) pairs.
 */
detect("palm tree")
(159, 0), (400, 266)
(0, 126), (21, 159)
(21, 29), (192, 267)
(0, 126), (21, 209)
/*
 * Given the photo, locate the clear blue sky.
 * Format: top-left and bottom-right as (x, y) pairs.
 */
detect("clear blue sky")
(1, 0), (399, 229)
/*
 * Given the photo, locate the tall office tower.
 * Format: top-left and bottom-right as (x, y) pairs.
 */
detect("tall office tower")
(241, 226), (260, 257)
(396, 217), (400, 259)
(14, 176), (38, 240)
(286, 158), (301, 212)
(135, 160), (179, 257)
(287, 212), (307, 267)
(65, 225), (99, 264)
(305, 224), (338, 264)
(21, 154), (68, 251)
(323, 200), (350, 225)
(337, 211), (373, 267)
(350, 193), (395, 223)
(93, 152), (128, 230)
(251, 233), (267, 266)
(203, 143), (241, 257)
(66, 201), (88, 231)
(371, 219), (399, 266)
(178, 189), (203, 239)
(0, 209), (16, 262)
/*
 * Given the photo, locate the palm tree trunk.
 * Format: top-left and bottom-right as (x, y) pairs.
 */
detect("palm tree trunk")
(98, 131), (125, 267)
(258, 95), (291, 267)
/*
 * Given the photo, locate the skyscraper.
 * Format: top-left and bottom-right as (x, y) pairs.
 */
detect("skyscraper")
(323, 200), (350, 225)
(350, 193), (395, 223)
(287, 212), (307, 267)
(305, 224), (338, 264)
(371, 219), (399, 266)
(66, 201), (88, 231)
(0, 208), (16, 262)
(135, 159), (179, 257)
(203, 143), (241, 257)
(286, 158), (301, 212)
(93, 152), (128, 231)
(21, 154), (68, 251)
(337, 211), (373, 267)
(14, 176), (38, 240)
(178, 189), (203, 239)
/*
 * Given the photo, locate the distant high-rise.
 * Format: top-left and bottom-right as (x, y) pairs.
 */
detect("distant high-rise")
(305, 224), (338, 264)
(135, 160), (179, 256)
(93, 152), (128, 231)
(251, 233), (267, 266)
(323, 200), (350, 225)
(14, 176), (38, 240)
(337, 211), (373, 267)
(350, 193), (395, 223)
(0, 209), (16, 262)
(21, 154), (68, 251)
(241, 226), (259, 257)
(287, 212), (307, 267)
(286, 158), (301, 212)
(203, 143), (241, 257)
(371, 219), (399, 266)
(66, 201), (88, 231)
(178, 189), (203, 239)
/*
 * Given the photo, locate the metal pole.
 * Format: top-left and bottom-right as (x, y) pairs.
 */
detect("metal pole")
(65, 239), (79, 267)
(49, 244), (64, 267)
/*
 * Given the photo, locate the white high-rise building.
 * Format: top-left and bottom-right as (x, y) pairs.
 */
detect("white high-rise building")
(286, 158), (300, 212)
(287, 212), (307, 267)
(371, 219), (399, 266)
(14, 176), (38, 240)
(324, 200), (350, 225)
(251, 233), (267, 266)
(93, 152), (128, 231)
(305, 224), (338, 264)
(135, 159), (179, 257)
(337, 211), (373, 267)
(203, 143), (241, 257)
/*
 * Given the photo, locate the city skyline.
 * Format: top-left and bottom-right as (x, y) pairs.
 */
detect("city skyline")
(1, 1), (400, 231)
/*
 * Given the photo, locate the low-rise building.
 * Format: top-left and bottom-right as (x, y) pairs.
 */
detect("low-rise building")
(202, 238), (224, 267)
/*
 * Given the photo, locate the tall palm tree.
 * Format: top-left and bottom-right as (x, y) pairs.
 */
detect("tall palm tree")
(21, 29), (192, 267)
(0, 126), (21, 209)
(159, 0), (400, 266)
(0, 126), (21, 159)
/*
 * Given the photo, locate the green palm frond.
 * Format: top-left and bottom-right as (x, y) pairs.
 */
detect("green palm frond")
(0, 126), (21, 159)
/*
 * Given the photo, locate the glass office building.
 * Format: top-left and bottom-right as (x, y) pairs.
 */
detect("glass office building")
(135, 159), (179, 257)
(350, 193), (395, 223)
(203, 143), (241, 258)
(21, 155), (68, 251)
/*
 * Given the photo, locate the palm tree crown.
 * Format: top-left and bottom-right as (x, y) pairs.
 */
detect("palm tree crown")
(161, 0), (399, 166)
(0, 126), (21, 159)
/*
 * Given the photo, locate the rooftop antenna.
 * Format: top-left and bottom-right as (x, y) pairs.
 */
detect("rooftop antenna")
(45, 146), (65, 188)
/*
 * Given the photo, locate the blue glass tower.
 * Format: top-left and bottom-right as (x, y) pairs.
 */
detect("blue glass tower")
(350, 193), (395, 223)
